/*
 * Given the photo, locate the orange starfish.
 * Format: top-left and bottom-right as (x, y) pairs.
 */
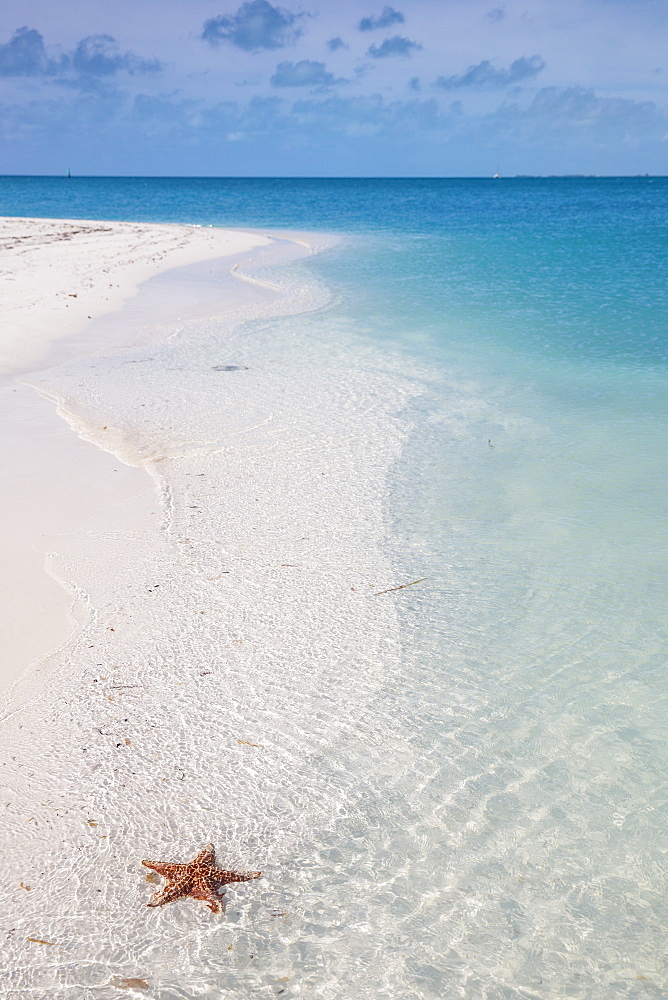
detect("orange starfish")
(142, 843), (261, 913)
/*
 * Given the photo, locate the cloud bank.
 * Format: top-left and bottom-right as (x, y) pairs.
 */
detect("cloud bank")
(271, 60), (342, 87)
(72, 35), (161, 77)
(202, 0), (302, 51)
(367, 36), (422, 58)
(358, 7), (405, 32)
(0, 27), (57, 76)
(327, 37), (346, 52)
(437, 55), (545, 89)
(0, 25), (161, 81)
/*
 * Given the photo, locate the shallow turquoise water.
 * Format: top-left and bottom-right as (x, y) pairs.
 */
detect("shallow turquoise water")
(2, 177), (667, 997)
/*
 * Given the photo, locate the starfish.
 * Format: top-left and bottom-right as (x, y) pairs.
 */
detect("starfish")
(142, 843), (261, 913)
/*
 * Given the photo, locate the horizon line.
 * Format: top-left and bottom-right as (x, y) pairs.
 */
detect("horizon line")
(0, 173), (666, 181)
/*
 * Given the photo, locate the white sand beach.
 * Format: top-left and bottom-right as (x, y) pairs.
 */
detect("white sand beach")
(0, 218), (271, 693)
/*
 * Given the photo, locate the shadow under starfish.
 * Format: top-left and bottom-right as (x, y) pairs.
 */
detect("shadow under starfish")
(142, 843), (262, 914)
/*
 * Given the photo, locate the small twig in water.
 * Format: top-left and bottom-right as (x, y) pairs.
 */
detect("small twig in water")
(373, 578), (427, 596)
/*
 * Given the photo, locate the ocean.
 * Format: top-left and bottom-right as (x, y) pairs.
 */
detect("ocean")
(1, 177), (667, 999)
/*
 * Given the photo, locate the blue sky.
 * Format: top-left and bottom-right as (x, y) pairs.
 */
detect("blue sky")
(0, 0), (665, 175)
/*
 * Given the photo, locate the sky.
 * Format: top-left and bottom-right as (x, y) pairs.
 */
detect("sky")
(0, 0), (665, 176)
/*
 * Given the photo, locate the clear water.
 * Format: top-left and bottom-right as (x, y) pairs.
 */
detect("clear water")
(1, 178), (667, 998)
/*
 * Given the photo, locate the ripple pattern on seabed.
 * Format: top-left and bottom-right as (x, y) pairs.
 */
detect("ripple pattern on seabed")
(375, 363), (668, 1000)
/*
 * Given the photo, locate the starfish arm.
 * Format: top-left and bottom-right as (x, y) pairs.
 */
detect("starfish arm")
(142, 860), (187, 878)
(193, 844), (216, 865)
(191, 885), (224, 913)
(214, 868), (262, 884)
(147, 876), (193, 908)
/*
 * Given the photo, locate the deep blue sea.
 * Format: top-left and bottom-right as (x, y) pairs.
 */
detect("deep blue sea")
(2, 177), (667, 998)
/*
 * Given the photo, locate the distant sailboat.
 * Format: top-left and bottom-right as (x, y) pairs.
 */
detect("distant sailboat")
(67, 167), (72, 178)
(493, 171), (501, 179)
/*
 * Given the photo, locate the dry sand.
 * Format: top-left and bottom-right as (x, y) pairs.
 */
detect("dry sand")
(0, 217), (269, 379)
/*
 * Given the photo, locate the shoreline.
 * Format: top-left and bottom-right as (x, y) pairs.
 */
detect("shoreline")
(0, 217), (272, 381)
(0, 219), (281, 698)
